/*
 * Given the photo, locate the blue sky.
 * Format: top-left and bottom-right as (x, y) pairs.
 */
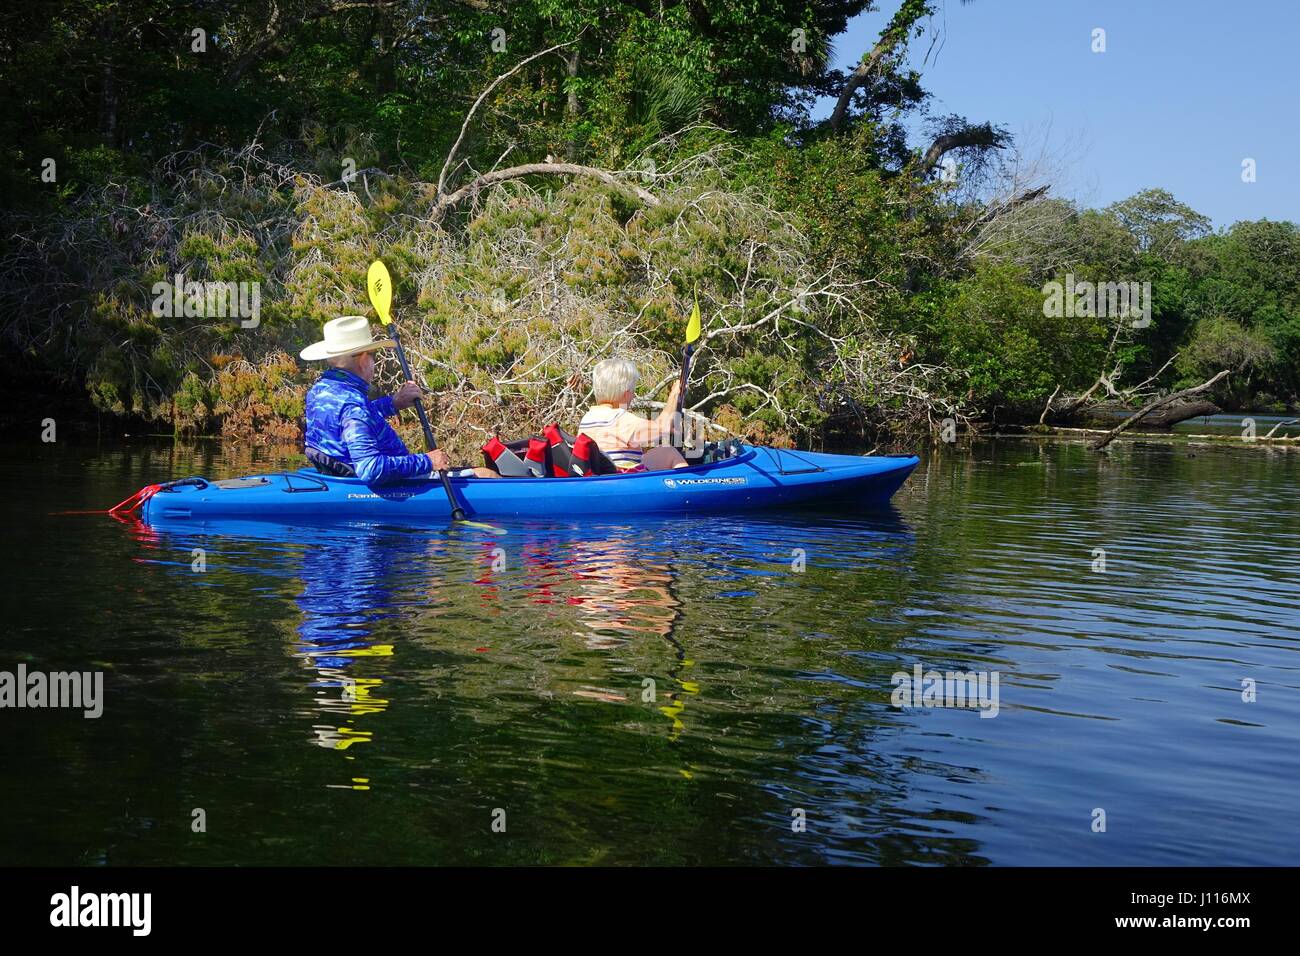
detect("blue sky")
(815, 0), (1299, 228)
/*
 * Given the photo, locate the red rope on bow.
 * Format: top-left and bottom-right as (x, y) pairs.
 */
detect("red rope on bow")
(51, 483), (164, 517)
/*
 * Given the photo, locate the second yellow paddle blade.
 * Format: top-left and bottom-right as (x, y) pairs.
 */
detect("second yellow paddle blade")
(367, 260), (393, 325)
(685, 298), (701, 344)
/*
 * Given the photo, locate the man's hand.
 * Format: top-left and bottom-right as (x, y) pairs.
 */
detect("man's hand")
(426, 449), (451, 472)
(393, 381), (423, 411)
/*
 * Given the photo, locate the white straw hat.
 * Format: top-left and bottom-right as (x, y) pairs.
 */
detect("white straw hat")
(300, 316), (397, 361)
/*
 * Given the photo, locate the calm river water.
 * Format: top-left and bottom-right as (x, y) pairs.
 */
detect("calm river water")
(2, 437), (1297, 865)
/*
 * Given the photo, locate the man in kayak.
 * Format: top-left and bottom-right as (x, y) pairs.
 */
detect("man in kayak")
(578, 358), (689, 471)
(300, 315), (499, 484)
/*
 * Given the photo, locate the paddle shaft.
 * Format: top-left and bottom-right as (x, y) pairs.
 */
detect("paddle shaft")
(386, 325), (468, 522)
(674, 342), (694, 447)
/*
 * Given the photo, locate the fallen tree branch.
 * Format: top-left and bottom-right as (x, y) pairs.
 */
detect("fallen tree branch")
(1038, 384), (1060, 425)
(1122, 351), (1181, 398)
(969, 185), (1049, 231)
(1057, 323), (1125, 416)
(1262, 418), (1300, 439)
(1136, 400), (1219, 428)
(1053, 331), (1170, 423)
(1090, 370), (1230, 450)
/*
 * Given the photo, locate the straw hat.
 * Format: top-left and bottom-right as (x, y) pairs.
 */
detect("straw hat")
(300, 316), (397, 361)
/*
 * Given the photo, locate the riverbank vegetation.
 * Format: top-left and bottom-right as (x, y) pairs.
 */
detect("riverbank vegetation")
(3, 2), (1296, 456)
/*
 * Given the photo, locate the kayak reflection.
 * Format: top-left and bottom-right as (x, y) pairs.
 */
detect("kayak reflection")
(135, 506), (916, 790)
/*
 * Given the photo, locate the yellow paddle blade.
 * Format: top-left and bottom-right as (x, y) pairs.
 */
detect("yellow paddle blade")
(367, 260), (393, 325)
(685, 298), (701, 345)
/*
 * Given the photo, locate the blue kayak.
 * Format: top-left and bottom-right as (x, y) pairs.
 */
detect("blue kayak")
(139, 445), (918, 522)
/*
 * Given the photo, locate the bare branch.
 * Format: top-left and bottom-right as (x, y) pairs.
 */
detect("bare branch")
(1090, 371), (1231, 450)
(1263, 418), (1300, 439)
(1038, 384), (1061, 426)
(437, 38), (579, 197)
(429, 162), (658, 222)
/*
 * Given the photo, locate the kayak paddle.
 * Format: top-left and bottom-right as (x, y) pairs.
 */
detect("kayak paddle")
(673, 294), (702, 447)
(366, 260), (505, 534)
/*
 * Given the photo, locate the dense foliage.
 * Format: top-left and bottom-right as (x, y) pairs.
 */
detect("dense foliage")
(2, 1), (1295, 450)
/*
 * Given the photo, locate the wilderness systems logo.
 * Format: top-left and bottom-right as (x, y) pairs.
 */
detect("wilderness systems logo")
(0, 665), (103, 718)
(50, 886), (151, 936)
(1042, 273), (1152, 328)
(662, 476), (747, 489)
(891, 663), (1000, 718)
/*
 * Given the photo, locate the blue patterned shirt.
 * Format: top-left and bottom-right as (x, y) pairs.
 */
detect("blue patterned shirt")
(303, 368), (432, 484)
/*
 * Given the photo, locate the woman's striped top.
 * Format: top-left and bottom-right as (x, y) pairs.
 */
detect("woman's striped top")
(578, 407), (644, 470)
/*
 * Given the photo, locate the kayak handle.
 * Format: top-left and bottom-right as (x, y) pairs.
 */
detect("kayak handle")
(156, 477), (210, 493)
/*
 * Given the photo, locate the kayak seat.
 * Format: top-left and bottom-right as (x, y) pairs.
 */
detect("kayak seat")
(482, 436), (539, 477)
(306, 446), (358, 478)
(543, 423), (575, 477)
(545, 423), (619, 477)
(481, 427), (618, 477)
(571, 432), (621, 476)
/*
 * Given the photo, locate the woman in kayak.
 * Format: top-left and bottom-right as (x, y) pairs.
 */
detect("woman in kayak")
(578, 358), (689, 471)
(300, 316), (500, 484)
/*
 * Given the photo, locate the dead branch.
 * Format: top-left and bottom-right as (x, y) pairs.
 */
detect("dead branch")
(971, 185), (1048, 229)
(1090, 370), (1230, 450)
(1262, 418), (1300, 439)
(436, 38), (578, 197)
(1038, 384), (1060, 425)
(429, 162), (659, 222)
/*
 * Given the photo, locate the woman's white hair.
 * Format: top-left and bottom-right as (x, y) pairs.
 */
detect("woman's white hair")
(592, 358), (640, 404)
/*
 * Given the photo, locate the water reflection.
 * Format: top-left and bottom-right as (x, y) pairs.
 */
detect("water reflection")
(468, 526), (698, 738)
(17, 439), (1300, 864)
(296, 531), (397, 774)
(563, 534), (695, 740)
(137, 509), (915, 754)
(127, 504), (1036, 864)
